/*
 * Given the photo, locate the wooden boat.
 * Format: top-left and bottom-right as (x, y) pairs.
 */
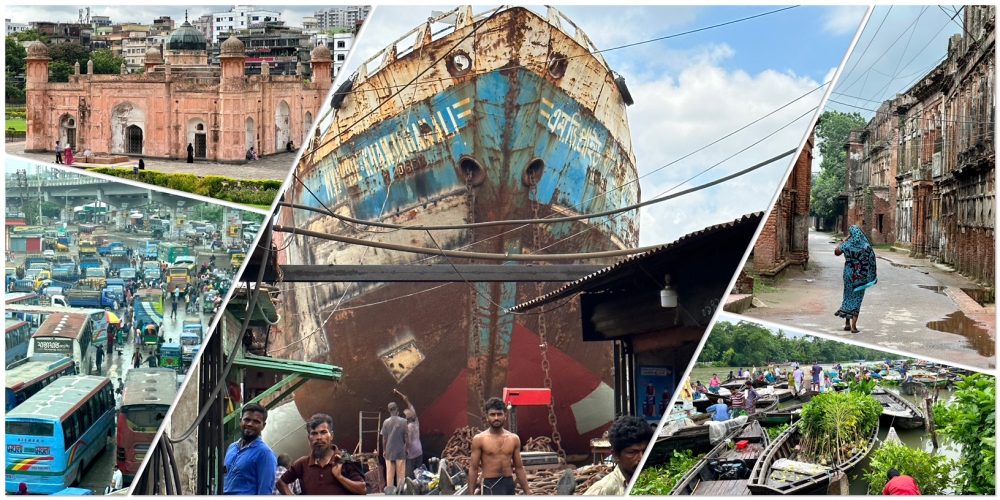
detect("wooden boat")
(692, 387), (732, 411)
(900, 380), (929, 397)
(651, 398), (779, 465)
(747, 420), (879, 495)
(757, 403), (804, 427)
(670, 420), (770, 495)
(872, 387), (925, 430)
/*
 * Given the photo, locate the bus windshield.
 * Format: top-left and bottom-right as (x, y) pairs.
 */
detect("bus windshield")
(6, 420), (54, 436)
(123, 405), (168, 430)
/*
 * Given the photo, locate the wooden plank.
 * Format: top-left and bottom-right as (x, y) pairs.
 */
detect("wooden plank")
(276, 264), (606, 282)
(692, 479), (749, 496)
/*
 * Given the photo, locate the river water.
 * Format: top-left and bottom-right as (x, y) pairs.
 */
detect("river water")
(682, 364), (963, 494)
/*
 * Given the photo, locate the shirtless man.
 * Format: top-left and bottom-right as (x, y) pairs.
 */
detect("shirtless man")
(467, 398), (531, 495)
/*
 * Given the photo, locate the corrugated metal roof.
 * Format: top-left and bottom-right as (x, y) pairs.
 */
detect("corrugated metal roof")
(7, 375), (109, 420)
(508, 212), (762, 312)
(122, 368), (178, 407)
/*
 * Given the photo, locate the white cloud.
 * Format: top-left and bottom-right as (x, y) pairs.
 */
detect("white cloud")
(627, 60), (824, 245)
(823, 6), (868, 36)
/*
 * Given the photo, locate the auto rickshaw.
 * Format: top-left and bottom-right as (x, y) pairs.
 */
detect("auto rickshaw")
(159, 342), (182, 371)
(203, 290), (218, 313)
(143, 323), (160, 347)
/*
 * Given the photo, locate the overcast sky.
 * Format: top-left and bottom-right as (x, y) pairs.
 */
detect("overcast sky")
(6, 4), (339, 28)
(336, 5), (866, 245)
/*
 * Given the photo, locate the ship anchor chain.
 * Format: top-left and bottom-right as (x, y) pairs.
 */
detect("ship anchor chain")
(530, 184), (565, 460)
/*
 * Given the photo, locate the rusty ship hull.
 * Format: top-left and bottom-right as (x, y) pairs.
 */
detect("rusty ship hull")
(277, 7), (639, 455)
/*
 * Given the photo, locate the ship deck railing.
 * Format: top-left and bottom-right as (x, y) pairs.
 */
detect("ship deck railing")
(355, 5), (610, 86)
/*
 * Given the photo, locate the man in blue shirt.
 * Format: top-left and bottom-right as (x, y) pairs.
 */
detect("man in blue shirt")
(705, 398), (731, 422)
(224, 403), (277, 495)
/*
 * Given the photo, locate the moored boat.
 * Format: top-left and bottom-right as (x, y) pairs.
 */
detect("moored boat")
(872, 387), (925, 430)
(670, 420), (770, 495)
(746, 420), (879, 495)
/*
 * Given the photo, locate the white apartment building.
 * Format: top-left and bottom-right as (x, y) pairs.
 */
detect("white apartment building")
(314, 6), (370, 31)
(211, 6), (281, 43)
(6, 19), (30, 36)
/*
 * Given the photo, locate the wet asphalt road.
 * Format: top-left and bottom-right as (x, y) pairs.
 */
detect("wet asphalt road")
(741, 229), (995, 369)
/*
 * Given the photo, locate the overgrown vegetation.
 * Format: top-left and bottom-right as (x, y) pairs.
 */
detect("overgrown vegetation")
(863, 440), (955, 495)
(700, 321), (894, 367)
(90, 168), (281, 207)
(631, 450), (702, 495)
(810, 110), (868, 221)
(933, 374), (996, 495)
(797, 391), (881, 466)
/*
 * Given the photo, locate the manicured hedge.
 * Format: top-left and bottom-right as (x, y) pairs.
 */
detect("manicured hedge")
(91, 168), (282, 206)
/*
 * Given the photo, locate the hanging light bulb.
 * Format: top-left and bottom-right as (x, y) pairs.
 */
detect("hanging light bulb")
(660, 274), (677, 308)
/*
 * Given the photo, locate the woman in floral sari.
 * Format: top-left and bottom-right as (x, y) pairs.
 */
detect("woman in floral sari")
(834, 224), (878, 332)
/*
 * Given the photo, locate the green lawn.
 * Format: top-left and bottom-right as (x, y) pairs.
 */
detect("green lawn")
(6, 117), (26, 132)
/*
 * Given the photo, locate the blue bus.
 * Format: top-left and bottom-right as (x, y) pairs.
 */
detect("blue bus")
(5, 375), (115, 494)
(5, 355), (77, 411)
(5, 319), (32, 367)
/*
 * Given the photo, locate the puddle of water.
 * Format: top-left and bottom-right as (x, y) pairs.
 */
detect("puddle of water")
(961, 287), (995, 306)
(926, 311), (996, 357)
(917, 285), (947, 295)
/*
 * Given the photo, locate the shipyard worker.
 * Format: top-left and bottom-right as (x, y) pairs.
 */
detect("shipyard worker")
(883, 469), (921, 495)
(278, 413), (366, 495)
(381, 402), (408, 492)
(224, 403), (277, 495)
(468, 398), (531, 495)
(705, 398), (730, 422)
(393, 389), (423, 479)
(584, 415), (653, 495)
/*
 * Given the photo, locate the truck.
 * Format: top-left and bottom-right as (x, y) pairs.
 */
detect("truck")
(64, 288), (120, 309)
(98, 241), (126, 256)
(134, 288), (164, 331)
(105, 278), (126, 303)
(52, 263), (79, 282)
(11, 279), (35, 293)
(144, 240), (159, 260)
(24, 254), (49, 269)
(142, 261), (162, 281)
(108, 254), (131, 273)
(84, 266), (107, 279)
(157, 242), (190, 265)
(180, 321), (203, 366)
(119, 267), (137, 280)
(79, 256), (103, 272)
(78, 240), (97, 258)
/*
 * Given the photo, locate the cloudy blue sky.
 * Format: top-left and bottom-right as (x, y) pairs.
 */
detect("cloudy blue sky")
(6, 5), (323, 28)
(342, 5), (867, 245)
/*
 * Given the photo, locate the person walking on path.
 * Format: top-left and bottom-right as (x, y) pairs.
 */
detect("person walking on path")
(55, 141), (64, 164)
(95, 346), (104, 374)
(187, 143), (195, 163)
(132, 350), (142, 369)
(834, 224), (878, 333)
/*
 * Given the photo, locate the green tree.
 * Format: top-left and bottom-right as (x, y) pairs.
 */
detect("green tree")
(810, 110), (867, 220)
(15, 29), (48, 43)
(90, 48), (124, 74)
(6, 81), (25, 104)
(49, 61), (73, 83)
(47, 42), (89, 71)
(934, 374), (996, 494)
(6, 36), (27, 75)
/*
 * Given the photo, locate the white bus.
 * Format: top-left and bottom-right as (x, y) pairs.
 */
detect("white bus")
(26, 312), (97, 375)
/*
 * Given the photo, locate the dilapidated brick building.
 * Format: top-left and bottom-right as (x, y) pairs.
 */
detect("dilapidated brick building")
(845, 6), (994, 283)
(753, 132), (813, 276)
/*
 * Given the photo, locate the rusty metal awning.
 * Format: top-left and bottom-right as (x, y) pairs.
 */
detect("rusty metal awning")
(507, 212), (763, 312)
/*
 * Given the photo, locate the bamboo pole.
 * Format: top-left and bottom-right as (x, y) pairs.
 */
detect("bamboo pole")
(924, 396), (938, 449)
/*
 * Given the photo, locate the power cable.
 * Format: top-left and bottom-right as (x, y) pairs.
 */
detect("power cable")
(281, 147), (795, 232)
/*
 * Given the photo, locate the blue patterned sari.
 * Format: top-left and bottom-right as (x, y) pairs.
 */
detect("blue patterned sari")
(834, 225), (878, 319)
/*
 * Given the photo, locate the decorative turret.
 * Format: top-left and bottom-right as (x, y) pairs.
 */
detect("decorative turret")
(87, 59), (94, 76)
(25, 41), (50, 87)
(144, 46), (163, 72)
(309, 44), (332, 86)
(219, 35), (246, 80)
(165, 11), (208, 65)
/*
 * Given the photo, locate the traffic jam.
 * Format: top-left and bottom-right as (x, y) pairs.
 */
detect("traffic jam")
(5, 207), (256, 495)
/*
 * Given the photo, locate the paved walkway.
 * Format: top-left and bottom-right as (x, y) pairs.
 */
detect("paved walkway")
(6, 141), (297, 181)
(740, 229), (995, 369)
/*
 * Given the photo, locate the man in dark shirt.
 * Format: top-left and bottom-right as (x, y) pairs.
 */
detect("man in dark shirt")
(277, 413), (366, 495)
(224, 403), (277, 495)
